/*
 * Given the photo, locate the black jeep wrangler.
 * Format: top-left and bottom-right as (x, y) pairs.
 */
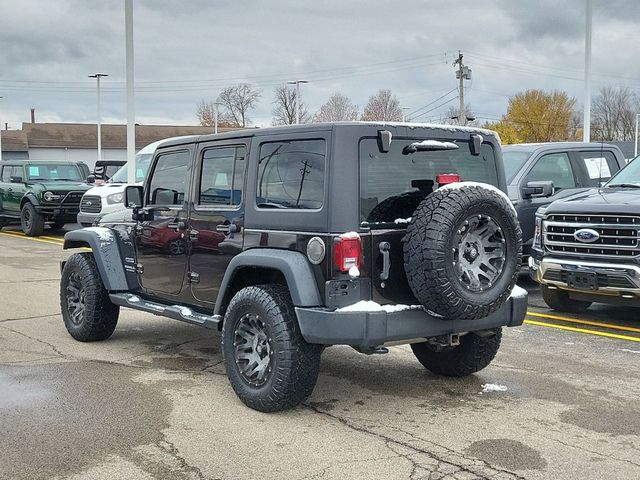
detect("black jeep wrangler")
(59, 122), (527, 412)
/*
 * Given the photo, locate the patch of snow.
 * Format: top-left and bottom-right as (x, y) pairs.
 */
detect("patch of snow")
(340, 231), (360, 239)
(83, 226), (114, 247)
(510, 285), (527, 299)
(439, 181), (517, 216)
(129, 295), (140, 303)
(145, 303), (165, 312)
(336, 300), (422, 313)
(177, 306), (193, 317)
(355, 121), (499, 139)
(620, 348), (640, 354)
(407, 140), (459, 150)
(394, 217), (412, 224)
(348, 265), (360, 279)
(481, 383), (508, 393)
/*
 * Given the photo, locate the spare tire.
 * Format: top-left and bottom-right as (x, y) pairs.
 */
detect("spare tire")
(403, 183), (521, 320)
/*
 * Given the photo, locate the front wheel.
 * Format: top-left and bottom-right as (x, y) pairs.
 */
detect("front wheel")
(541, 285), (591, 313)
(222, 284), (322, 412)
(411, 329), (502, 377)
(21, 202), (45, 236)
(60, 253), (119, 341)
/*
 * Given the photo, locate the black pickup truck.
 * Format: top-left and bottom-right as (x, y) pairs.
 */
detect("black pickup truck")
(530, 156), (640, 311)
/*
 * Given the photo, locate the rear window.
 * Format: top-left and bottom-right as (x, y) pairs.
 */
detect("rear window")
(359, 137), (498, 223)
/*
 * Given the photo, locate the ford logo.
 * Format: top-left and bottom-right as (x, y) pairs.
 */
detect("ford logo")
(574, 228), (600, 243)
(86, 201), (92, 206)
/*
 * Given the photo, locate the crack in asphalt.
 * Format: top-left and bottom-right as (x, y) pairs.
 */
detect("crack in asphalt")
(295, 453), (402, 480)
(157, 437), (213, 480)
(548, 435), (640, 469)
(303, 403), (525, 480)
(0, 324), (66, 357)
(0, 312), (59, 323)
(0, 278), (59, 284)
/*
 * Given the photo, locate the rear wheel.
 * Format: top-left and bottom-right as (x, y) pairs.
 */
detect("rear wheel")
(222, 284), (322, 412)
(541, 285), (591, 313)
(21, 202), (45, 236)
(411, 329), (502, 377)
(60, 253), (119, 341)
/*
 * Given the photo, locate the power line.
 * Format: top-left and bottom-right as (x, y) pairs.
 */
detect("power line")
(408, 96), (459, 121)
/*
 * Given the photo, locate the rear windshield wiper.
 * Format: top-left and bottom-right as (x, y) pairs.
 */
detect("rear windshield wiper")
(402, 140), (459, 155)
(606, 183), (640, 189)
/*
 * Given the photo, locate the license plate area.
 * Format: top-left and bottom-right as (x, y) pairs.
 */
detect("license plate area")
(565, 271), (597, 290)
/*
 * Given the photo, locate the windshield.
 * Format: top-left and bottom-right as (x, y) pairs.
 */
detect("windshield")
(502, 150), (532, 183)
(110, 154), (153, 183)
(26, 164), (83, 182)
(359, 137), (499, 223)
(606, 155), (640, 187)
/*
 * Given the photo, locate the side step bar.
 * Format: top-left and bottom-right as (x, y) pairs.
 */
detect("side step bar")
(109, 293), (222, 330)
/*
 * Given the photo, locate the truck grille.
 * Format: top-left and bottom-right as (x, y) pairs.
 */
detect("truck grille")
(544, 214), (640, 258)
(61, 191), (85, 205)
(80, 195), (102, 213)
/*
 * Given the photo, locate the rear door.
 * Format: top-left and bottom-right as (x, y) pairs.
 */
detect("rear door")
(188, 140), (248, 305)
(134, 147), (193, 296)
(3, 165), (25, 213)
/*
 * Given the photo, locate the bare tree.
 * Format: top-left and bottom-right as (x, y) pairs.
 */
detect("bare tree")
(592, 86), (636, 141)
(314, 92), (359, 122)
(361, 89), (403, 121)
(217, 84), (262, 127)
(196, 99), (236, 127)
(272, 85), (311, 125)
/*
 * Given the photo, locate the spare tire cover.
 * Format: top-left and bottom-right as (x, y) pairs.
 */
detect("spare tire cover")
(403, 183), (521, 320)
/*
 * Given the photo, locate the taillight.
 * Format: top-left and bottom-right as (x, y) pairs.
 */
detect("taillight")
(334, 234), (362, 273)
(436, 173), (461, 186)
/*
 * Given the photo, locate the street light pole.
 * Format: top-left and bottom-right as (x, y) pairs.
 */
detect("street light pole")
(287, 80), (308, 124)
(0, 96), (3, 162)
(214, 101), (222, 134)
(583, 0), (593, 142)
(635, 114), (639, 157)
(402, 107), (411, 122)
(88, 73), (108, 162)
(125, 0), (136, 185)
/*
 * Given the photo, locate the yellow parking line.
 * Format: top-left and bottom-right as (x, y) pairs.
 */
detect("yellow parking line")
(40, 235), (66, 242)
(525, 319), (640, 343)
(0, 231), (64, 247)
(527, 311), (640, 335)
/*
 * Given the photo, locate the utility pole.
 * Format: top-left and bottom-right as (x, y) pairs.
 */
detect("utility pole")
(287, 80), (308, 124)
(453, 51), (472, 125)
(0, 97), (3, 162)
(583, 0), (593, 142)
(89, 73), (108, 162)
(125, 0), (136, 185)
(213, 101), (222, 134)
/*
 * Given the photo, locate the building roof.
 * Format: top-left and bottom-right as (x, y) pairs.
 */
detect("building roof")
(1, 122), (240, 152)
(0, 130), (28, 151)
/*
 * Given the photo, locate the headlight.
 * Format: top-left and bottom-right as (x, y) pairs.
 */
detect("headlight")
(43, 191), (63, 202)
(106, 192), (124, 205)
(532, 216), (543, 250)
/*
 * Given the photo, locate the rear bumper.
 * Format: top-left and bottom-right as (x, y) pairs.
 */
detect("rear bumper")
(295, 286), (528, 348)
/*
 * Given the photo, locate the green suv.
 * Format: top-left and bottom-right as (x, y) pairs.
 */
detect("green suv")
(0, 160), (92, 236)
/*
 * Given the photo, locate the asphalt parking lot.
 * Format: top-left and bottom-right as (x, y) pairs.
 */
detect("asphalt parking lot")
(1, 227), (640, 480)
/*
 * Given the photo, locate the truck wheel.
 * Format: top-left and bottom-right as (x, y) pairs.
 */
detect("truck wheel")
(404, 184), (521, 320)
(541, 285), (591, 313)
(21, 202), (45, 236)
(60, 252), (119, 341)
(411, 328), (502, 377)
(222, 284), (322, 412)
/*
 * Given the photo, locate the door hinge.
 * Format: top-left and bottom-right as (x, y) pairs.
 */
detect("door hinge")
(188, 271), (200, 284)
(135, 263), (144, 274)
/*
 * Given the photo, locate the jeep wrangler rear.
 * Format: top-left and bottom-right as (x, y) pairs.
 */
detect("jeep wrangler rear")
(60, 122), (526, 412)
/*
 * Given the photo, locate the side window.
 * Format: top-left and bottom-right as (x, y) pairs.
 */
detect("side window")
(0, 166), (11, 182)
(148, 150), (191, 206)
(198, 146), (246, 207)
(257, 139), (326, 209)
(524, 152), (575, 192)
(575, 150), (618, 187)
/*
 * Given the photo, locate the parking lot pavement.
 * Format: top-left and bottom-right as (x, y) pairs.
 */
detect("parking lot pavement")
(1, 233), (640, 480)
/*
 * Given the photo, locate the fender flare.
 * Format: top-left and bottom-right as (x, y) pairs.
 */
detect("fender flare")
(63, 227), (129, 291)
(214, 249), (322, 315)
(21, 193), (39, 208)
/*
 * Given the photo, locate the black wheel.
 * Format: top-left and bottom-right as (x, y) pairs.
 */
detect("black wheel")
(222, 284), (322, 412)
(60, 252), (119, 341)
(50, 220), (65, 230)
(411, 329), (502, 377)
(21, 202), (45, 236)
(541, 285), (591, 313)
(403, 184), (521, 320)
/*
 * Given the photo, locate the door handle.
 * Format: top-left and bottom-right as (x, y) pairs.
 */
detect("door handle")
(167, 220), (186, 232)
(379, 242), (391, 281)
(216, 223), (238, 234)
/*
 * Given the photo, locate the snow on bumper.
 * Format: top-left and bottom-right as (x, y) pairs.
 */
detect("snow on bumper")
(296, 285), (527, 348)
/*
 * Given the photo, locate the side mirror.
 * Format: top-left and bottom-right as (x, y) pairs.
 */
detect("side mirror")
(10, 176), (23, 184)
(124, 185), (144, 209)
(86, 175), (96, 184)
(522, 180), (554, 199)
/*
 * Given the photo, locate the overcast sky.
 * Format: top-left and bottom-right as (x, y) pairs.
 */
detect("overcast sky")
(1, 0), (639, 129)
